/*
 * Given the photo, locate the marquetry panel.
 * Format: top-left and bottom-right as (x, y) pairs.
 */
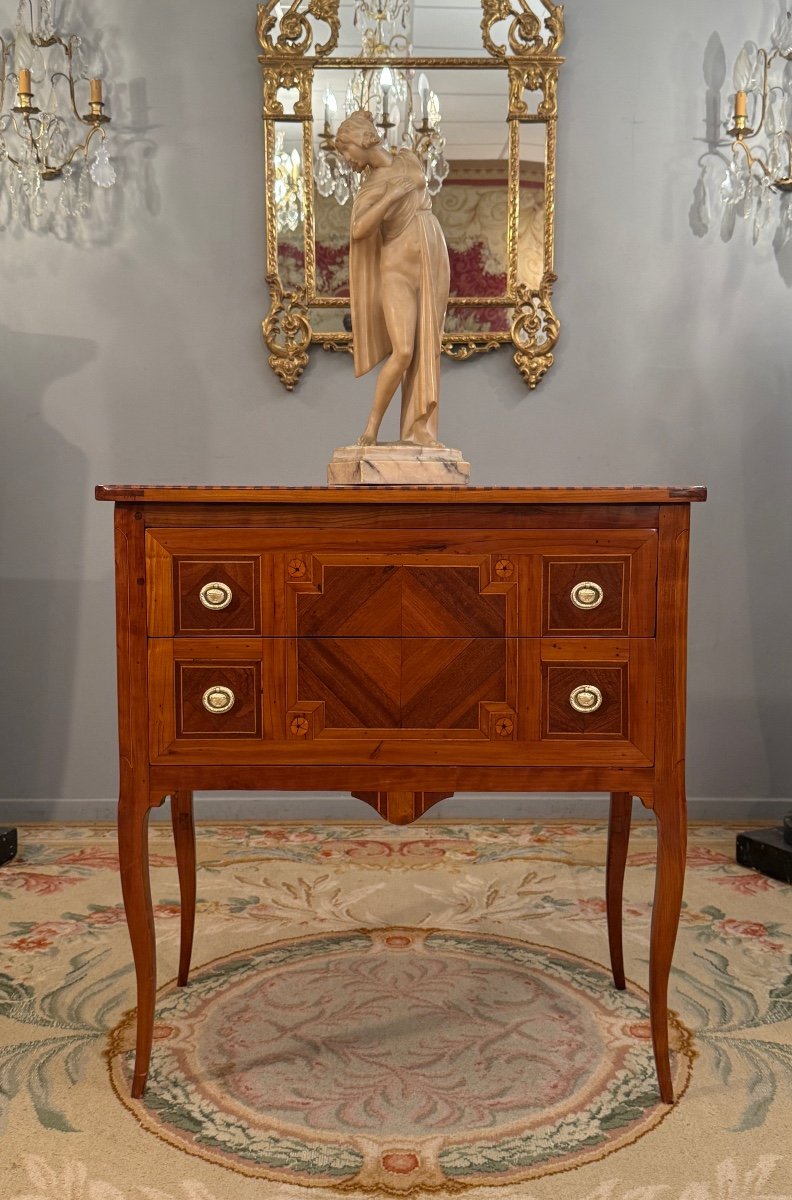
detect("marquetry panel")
(176, 662), (262, 738)
(297, 566), (401, 637)
(294, 563), (508, 639)
(298, 637), (402, 727)
(295, 637), (508, 732)
(174, 558), (261, 635)
(401, 637), (507, 728)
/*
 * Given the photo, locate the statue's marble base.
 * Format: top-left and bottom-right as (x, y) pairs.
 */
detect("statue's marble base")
(328, 443), (470, 487)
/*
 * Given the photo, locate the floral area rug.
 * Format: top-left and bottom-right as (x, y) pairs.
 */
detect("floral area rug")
(1, 820), (791, 1200)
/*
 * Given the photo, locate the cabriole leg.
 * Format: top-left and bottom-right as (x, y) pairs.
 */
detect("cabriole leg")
(606, 792), (633, 990)
(170, 791), (196, 987)
(118, 789), (164, 1099)
(648, 783), (686, 1103)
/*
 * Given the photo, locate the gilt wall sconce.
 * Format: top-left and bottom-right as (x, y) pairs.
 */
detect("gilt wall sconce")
(695, 4), (792, 243)
(0, 0), (117, 234)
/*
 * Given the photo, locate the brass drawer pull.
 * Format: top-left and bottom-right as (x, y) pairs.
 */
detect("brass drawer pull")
(199, 581), (233, 610)
(202, 686), (235, 714)
(570, 580), (604, 610)
(569, 684), (603, 714)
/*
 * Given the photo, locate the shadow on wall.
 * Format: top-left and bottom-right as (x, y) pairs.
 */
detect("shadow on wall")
(689, 30), (792, 283)
(0, 323), (96, 806)
(741, 381), (792, 796)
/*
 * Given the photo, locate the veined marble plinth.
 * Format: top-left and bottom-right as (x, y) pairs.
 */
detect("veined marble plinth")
(328, 443), (470, 487)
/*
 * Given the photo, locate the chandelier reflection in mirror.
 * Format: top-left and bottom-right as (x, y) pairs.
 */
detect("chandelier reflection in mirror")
(271, 0), (447, 231)
(274, 130), (304, 231)
(315, 0), (448, 210)
(696, 4), (792, 244)
(0, 0), (116, 234)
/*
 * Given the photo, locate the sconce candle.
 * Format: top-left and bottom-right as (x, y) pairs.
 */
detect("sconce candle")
(17, 67), (31, 95)
(323, 87), (336, 131)
(734, 90), (748, 119)
(418, 72), (430, 122)
(90, 78), (103, 104)
(380, 65), (393, 122)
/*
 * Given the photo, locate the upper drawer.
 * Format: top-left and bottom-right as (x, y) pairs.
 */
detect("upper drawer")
(541, 547), (656, 637)
(146, 528), (656, 638)
(171, 556), (261, 635)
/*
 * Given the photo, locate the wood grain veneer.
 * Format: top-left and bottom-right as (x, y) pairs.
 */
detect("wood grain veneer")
(98, 484), (705, 1105)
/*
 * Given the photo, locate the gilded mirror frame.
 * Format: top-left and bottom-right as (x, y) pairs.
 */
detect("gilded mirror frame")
(257, 0), (564, 391)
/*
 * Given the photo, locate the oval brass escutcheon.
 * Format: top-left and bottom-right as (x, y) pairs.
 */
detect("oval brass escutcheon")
(202, 685), (235, 714)
(570, 580), (604, 610)
(199, 581), (233, 610)
(569, 684), (603, 714)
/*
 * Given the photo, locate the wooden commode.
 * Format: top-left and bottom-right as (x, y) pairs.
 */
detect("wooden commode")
(96, 485), (706, 1103)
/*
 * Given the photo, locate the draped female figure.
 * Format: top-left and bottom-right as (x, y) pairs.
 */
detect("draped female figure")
(334, 110), (450, 447)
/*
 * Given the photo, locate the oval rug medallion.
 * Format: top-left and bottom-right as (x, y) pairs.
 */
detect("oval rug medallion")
(108, 929), (693, 1192)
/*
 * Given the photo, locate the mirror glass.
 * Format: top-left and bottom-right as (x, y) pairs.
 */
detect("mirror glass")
(260, 0), (563, 388)
(519, 123), (547, 291)
(389, 0), (558, 57)
(274, 123), (306, 291)
(310, 65), (547, 324)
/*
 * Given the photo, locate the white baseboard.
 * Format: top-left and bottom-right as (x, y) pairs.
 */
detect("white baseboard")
(0, 794), (789, 823)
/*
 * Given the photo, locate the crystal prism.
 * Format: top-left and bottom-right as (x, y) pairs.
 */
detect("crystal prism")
(29, 42), (46, 83)
(753, 177), (772, 243)
(89, 142), (116, 187)
(59, 164), (76, 217)
(38, 0), (55, 39)
(691, 171), (710, 233)
(781, 195), (792, 244)
(315, 155), (333, 198)
(77, 162), (92, 212)
(772, 6), (792, 56)
(737, 173), (754, 219)
(46, 117), (67, 165)
(766, 91), (788, 136)
(0, 170), (11, 232)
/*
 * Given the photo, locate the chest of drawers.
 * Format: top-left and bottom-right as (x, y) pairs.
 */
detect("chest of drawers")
(96, 484), (705, 1105)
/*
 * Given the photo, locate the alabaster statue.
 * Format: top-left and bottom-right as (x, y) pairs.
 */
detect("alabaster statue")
(334, 109), (451, 447)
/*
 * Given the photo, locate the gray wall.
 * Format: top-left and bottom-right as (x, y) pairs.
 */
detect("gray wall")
(1, 1), (790, 820)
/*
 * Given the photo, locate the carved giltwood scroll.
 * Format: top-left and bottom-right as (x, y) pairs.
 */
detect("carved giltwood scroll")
(258, 0), (565, 391)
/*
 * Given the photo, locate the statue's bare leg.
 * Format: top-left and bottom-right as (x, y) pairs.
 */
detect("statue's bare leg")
(358, 276), (418, 444)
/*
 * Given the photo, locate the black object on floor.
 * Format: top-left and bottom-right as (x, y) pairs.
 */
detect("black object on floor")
(0, 827), (18, 867)
(736, 816), (792, 885)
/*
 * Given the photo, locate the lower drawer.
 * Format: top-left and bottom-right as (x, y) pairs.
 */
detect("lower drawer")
(148, 637), (655, 767)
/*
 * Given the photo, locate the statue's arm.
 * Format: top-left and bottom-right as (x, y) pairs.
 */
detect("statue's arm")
(351, 177), (416, 240)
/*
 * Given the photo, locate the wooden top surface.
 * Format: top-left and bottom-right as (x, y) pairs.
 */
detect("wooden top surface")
(95, 485), (707, 505)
